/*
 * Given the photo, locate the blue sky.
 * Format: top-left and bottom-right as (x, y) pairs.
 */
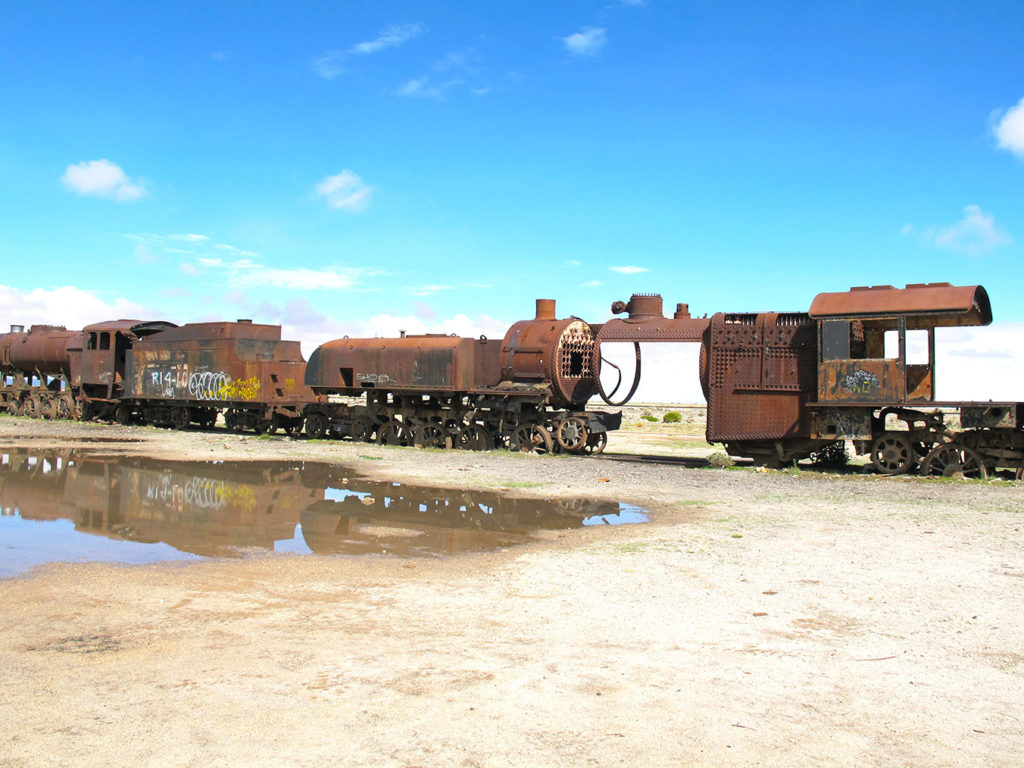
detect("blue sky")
(2, 0), (1023, 401)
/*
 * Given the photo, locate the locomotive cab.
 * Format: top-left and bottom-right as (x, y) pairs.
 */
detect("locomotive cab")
(76, 320), (177, 400)
(809, 283), (992, 406)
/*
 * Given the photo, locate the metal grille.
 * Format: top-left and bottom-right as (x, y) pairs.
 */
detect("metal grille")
(556, 321), (595, 381)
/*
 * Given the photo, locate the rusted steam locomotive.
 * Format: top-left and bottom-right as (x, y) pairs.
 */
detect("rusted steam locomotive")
(302, 298), (619, 453)
(0, 299), (620, 454)
(602, 282), (1022, 478)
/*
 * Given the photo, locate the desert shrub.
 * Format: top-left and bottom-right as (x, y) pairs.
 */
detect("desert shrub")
(662, 411), (682, 423)
(810, 440), (849, 468)
(641, 412), (658, 422)
(707, 451), (734, 469)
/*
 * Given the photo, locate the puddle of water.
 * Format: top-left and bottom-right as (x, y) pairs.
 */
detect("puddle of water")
(0, 449), (647, 577)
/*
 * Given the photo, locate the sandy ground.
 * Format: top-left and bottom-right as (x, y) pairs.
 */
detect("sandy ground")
(1, 414), (1022, 767)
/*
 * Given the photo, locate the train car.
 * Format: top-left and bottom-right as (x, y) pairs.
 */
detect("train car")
(120, 320), (313, 434)
(303, 299), (621, 453)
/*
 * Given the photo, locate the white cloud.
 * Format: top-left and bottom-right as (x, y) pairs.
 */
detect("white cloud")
(562, 27), (607, 56)
(311, 24), (424, 80)
(181, 252), (381, 292)
(405, 284), (453, 296)
(61, 159), (147, 201)
(232, 265), (372, 291)
(579, 280), (603, 288)
(351, 23), (423, 55)
(397, 76), (457, 100)
(994, 96), (1024, 159)
(314, 170), (371, 212)
(0, 284), (150, 330)
(610, 265), (650, 274)
(311, 51), (347, 80)
(924, 204), (1011, 257)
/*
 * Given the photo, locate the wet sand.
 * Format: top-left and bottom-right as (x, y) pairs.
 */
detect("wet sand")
(1, 416), (1022, 767)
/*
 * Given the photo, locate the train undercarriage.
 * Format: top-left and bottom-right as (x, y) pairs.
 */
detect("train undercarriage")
(728, 403), (1024, 479)
(303, 392), (620, 455)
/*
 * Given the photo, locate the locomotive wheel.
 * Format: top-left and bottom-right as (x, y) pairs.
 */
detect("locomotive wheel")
(870, 433), (915, 475)
(25, 395), (41, 418)
(57, 395), (74, 420)
(171, 407), (191, 430)
(512, 425), (554, 455)
(413, 424), (447, 449)
(457, 424), (494, 451)
(114, 403), (133, 425)
(5, 399), (19, 416)
(920, 443), (988, 480)
(351, 415), (374, 443)
(555, 416), (589, 453)
(581, 431), (608, 455)
(40, 398), (56, 420)
(376, 420), (408, 446)
(305, 412), (328, 439)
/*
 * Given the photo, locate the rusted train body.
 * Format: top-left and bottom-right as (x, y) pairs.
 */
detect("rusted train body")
(302, 298), (619, 453)
(3, 281), (1021, 474)
(1, 319), (312, 435)
(603, 282), (1020, 478)
(1, 300), (621, 453)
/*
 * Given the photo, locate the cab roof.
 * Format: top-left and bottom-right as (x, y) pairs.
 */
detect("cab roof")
(808, 283), (992, 327)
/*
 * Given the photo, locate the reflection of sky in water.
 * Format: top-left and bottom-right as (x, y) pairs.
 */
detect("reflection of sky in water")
(0, 513), (200, 578)
(583, 503), (649, 526)
(273, 523), (313, 555)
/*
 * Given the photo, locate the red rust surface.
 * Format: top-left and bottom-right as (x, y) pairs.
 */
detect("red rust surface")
(125, 321), (310, 406)
(1, 326), (77, 376)
(809, 283), (992, 326)
(702, 311), (817, 442)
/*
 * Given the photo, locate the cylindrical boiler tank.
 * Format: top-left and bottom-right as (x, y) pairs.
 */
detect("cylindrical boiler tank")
(501, 300), (598, 407)
(0, 325), (78, 376)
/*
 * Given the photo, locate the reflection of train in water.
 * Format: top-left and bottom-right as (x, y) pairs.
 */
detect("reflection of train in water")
(0, 451), (637, 562)
(0, 299), (619, 455)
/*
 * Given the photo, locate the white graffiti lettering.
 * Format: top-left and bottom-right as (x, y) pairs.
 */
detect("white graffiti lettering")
(188, 371), (231, 400)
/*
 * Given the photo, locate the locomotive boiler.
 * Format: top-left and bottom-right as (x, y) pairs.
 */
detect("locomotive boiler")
(302, 298), (621, 453)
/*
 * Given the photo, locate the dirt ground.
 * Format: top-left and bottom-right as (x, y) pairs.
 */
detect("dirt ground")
(1, 413), (1022, 767)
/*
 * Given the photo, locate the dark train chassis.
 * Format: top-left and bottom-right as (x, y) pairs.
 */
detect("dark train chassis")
(1, 383), (619, 455)
(302, 391), (621, 455)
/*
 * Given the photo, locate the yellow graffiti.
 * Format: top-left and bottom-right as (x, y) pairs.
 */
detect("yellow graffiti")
(217, 376), (261, 401)
(216, 483), (257, 512)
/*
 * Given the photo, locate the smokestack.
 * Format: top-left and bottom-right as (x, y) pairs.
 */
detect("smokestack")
(535, 299), (556, 321)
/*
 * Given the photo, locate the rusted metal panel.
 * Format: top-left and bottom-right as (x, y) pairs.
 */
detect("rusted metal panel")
(125, 321), (310, 406)
(2, 326), (77, 376)
(147, 320), (281, 343)
(501, 312), (597, 406)
(703, 311), (817, 442)
(307, 335), (482, 393)
(818, 359), (904, 402)
(807, 406), (874, 440)
(809, 283), (992, 326)
(960, 403), (1024, 429)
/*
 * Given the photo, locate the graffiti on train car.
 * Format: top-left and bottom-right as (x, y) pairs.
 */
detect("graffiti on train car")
(141, 364), (261, 402)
